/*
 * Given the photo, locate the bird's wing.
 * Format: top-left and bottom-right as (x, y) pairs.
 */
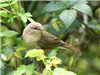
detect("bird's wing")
(37, 31), (62, 49)
(37, 31), (81, 53)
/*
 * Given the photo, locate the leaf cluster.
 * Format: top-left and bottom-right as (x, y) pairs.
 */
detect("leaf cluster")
(42, 0), (93, 32)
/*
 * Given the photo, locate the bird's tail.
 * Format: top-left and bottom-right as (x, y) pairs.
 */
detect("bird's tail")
(61, 41), (81, 54)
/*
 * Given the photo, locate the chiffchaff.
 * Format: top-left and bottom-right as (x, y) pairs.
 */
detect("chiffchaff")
(23, 22), (81, 53)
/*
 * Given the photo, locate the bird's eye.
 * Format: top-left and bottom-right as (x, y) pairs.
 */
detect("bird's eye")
(33, 28), (37, 30)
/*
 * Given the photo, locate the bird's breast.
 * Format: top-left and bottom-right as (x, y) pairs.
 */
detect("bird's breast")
(23, 33), (41, 49)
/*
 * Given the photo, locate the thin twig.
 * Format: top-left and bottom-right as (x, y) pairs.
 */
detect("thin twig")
(0, 5), (16, 14)
(36, 63), (43, 71)
(8, 0), (17, 14)
(77, 17), (99, 38)
(49, 25), (53, 33)
(8, 0), (13, 9)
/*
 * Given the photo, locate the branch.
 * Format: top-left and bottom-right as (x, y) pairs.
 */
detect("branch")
(77, 17), (99, 38)
(0, 5), (16, 14)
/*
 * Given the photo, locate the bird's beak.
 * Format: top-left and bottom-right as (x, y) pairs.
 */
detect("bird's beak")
(40, 29), (46, 31)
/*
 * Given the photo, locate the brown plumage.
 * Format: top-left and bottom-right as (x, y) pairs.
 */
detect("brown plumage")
(23, 22), (81, 53)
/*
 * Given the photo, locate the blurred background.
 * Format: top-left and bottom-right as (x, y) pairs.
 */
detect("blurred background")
(1, 1), (100, 75)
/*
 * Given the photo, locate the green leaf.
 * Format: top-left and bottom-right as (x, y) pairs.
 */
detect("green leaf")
(55, 8), (66, 15)
(43, 68), (48, 75)
(32, 71), (41, 75)
(69, 1), (77, 6)
(1, 69), (5, 75)
(50, 56), (56, 60)
(51, 18), (60, 31)
(36, 54), (46, 61)
(48, 49), (58, 58)
(7, 18), (13, 23)
(42, 1), (67, 13)
(1, 0), (6, 2)
(31, 49), (44, 57)
(9, 57), (15, 67)
(8, 14), (13, 18)
(24, 12), (32, 17)
(43, 68), (53, 75)
(1, 0), (18, 7)
(15, 51), (22, 58)
(52, 23), (59, 31)
(1, 46), (13, 56)
(51, 58), (62, 65)
(0, 30), (18, 37)
(13, 65), (26, 75)
(25, 49), (44, 58)
(16, 46), (26, 52)
(26, 71), (33, 75)
(80, 0), (88, 3)
(54, 68), (66, 75)
(46, 64), (51, 70)
(72, 4), (93, 17)
(57, 21), (65, 27)
(11, 0), (18, 5)
(66, 19), (82, 33)
(27, 64), (34, 70)
(0, 10), (7, 17)
(28, 18), (35, 23)
(69, 0), (88, 6)
(36, 55), (43, 61)
(51, 18), (58, 23)
(65, 71), (77, 75)
(59, 10), (77, 28)
(1, 2), (10, 7)
(1, 54), (7, 61)
(61, 1), (69, 5)
(21, 8), (25, 14)
(7, 14), (15, 23)
(53, 68), (77, 75)
(21, 15), (27, 23)
(25, 49), (37, 58)
(50, 25), (67, 35)
(0, 59), (6, 70)
(7, 52), (13, 61)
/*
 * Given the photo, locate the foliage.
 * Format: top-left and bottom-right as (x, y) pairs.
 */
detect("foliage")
(0, 0), (100, 75)
(42, 0), (93, 30)
(0, 30), (18, 37)
(0, 0), (34, 26)
(13, 49), (76, 75)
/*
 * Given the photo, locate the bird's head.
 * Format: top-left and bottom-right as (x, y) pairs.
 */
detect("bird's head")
(23, 22), (45, 36)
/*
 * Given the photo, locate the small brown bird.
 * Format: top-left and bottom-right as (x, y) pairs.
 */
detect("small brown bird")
(23, 22), (81, 53)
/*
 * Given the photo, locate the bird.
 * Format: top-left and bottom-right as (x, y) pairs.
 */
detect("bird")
(22, 22), (81, 53)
